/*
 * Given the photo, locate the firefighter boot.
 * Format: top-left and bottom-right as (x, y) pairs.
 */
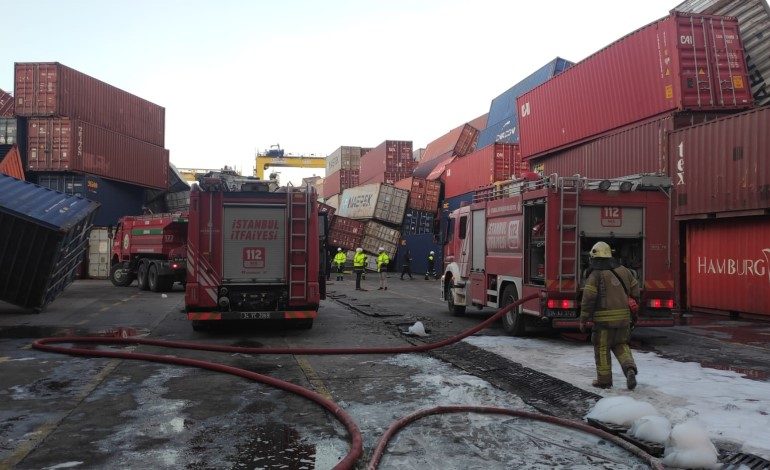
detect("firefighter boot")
(626, 369), (637, 390)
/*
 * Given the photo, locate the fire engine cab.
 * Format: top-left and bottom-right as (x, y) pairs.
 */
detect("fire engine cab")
(440, 173), (676, 335)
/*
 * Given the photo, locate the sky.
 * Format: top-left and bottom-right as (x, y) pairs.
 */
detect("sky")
(1, 0), (680, 185)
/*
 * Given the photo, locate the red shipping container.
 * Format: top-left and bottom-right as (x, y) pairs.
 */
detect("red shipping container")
(669, 106), (770, 217)
(528, 111), (726, 179)
(318, 202), (336, 224)
(361, 170), (413, 186)
(685, 217), (770, 317)
(328, 216), (365, 251)
(14, 63), (165, 146)
(322, 169), (359, 199)
(0, 89), (13, 117)
(27, 118), (169, 189)
(518, 12), (753, 159)
(358, 140), (413, 184)
(444, 143), (524, 198)
(0, 145), (25, 180)
(421, 123), (479, 163)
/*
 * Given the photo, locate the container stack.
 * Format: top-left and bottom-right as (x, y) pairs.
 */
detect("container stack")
(358, 140), (415, 185)
(444, 143), (527, 199)
(413, 117), (486, 181)
(13, 62), (169, 279)
(324, 146), (362, 200)
(0, 89), (13, 117)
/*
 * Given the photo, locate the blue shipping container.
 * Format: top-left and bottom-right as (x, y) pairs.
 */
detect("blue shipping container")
(0, 174), (99, 310)
(32, 172), (146, 226)
(402, 209), (435, 235)
(396, 233), (443, 276)
(476, 57), (573, 149)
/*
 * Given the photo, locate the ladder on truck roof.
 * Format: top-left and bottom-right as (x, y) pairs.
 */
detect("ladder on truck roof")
(557, 176), (581, 292)
(287, 187), (309, 302)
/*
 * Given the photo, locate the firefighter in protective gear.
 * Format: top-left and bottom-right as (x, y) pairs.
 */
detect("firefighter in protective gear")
(376, 247), (390, 290)
(580, 241), (640, 390)
(353, 248), (367, 291)
(425, 251), (437, 280)
(333, 248), (347, 281)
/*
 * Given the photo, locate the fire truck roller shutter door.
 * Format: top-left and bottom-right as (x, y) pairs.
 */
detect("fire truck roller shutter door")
(472, 209), (486, 272)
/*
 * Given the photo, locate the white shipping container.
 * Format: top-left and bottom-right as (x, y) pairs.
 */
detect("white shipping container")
(361, 221), (400, 262)
(88, 227), (111, 279)
(325, 194), (340, 209)
(326, 146), (362, 174)
(337, 183), (408, 226)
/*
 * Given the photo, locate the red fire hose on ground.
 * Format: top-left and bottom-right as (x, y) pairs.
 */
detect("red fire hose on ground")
(32, 293), (661, 469)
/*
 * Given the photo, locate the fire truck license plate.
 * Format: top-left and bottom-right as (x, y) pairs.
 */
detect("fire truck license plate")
(240, 312), (271, 320)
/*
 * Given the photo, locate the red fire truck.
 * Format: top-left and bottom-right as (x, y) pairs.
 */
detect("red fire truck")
(185, 176), (323, 331)
(440, 174), (676, 335)
(109, 213), (188, 292)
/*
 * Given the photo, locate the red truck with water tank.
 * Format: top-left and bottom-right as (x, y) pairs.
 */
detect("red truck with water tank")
(441, 173), (676, 334)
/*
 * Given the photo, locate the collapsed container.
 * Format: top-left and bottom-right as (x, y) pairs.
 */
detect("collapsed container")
(337, 183), (409, 226)
(420, 123), (480, 163)
(358, 140), (414, 185)
(0, 174), (100, 310)
(395, 177), (441, 213)
(328, 215), (365, 251)
(326, 146), (362, 174)
(0, 145), (25, 180)
(444, 143), (526, 198)
(676, 0), (770, 107)
(14, 62), (165, 146)
(518, 12), (753, 159)
(476, 57), (573, 149)
(165, 190), (190, 212)
(0, 88), (13, 117)
(27, 117), (169, 190)
(361, 221), (400, 260)
(322, 169), (359, 199)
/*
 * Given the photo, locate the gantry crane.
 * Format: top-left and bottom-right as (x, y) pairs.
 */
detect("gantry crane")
(254, 144), (326, 180)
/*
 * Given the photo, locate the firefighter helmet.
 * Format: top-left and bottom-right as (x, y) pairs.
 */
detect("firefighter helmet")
(590, 241), (613, 258)
(337, 247), (342, 252)
(430, 251), (435, 255)
(356, 247), (363, 252)
(379, 246), (385, 251)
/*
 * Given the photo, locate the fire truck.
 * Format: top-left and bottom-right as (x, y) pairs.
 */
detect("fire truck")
(109, 213), (188, 291)
(440, 174), (676, 335)
(185, 175), (324, 331)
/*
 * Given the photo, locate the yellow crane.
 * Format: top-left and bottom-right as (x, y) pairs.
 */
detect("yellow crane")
(254, 144), (326, 180)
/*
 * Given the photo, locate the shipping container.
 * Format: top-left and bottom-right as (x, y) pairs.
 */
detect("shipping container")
(14, 63), (165, 146)
(444, 143), (526, 198)
(325, 194), (340, 210)
(362, 221), (400, 260)
(326, 146), (362, 174)
(322, 168), (359, 198)
(165, 190), (190, 212)
(358, 140), (414, 184)
(685, 217), (770, 317)
(0, 174), (99, 310)
(328, 215), (365, 251)
(676, 0), (770, 106)
(413, 148), (426, 162)
(0, 145), (25, 180)
(318, 201), (336, 223)
(669, 106), (770, 217)
(0, 88), (12, 117)
(359, 170), (414, 186)
(402, 209), (435, 235)
(337, 183), (409, 226)
(32, 172), (146, 226)
(413, 151), (453, 179)
(518, 12), (753, 159)
(0, 117), (17, 145)
(476, 57), (573, 149)
(421, 123), (480, 163)
(396, 233), (443, 275)
(27, 117), (169, 189)
(168, 163), (191, 193)
(528, 111), (726, 179)
(395, 177), (441, 213)
(87, 227), (111, 279)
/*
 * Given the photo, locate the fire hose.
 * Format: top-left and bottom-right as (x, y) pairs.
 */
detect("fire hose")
(33, 293), (662, 469)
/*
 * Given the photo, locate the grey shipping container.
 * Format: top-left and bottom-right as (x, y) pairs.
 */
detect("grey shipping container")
(361, 221), (400, 260)
(165, 190), (190, 212)
(0, 117), (17, 145)
(87, 227), (111, 279)
(326, 146), (362, 174)
(0, 174), (99, 310)
(337, 183), (409, 226)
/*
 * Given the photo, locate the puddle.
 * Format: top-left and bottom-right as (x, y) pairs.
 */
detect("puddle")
(229, 421), (316, 469)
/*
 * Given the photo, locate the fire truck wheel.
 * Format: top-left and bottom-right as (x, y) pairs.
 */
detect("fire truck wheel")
(137, 261), (150, 291)
(445, 282), (466, 316)
(148, 264), (161, 292)
(109, 264), (134, 287)
(501, 285), (526, 336)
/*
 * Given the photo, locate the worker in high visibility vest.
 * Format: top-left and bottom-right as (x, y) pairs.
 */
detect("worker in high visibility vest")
(425, 250), (437, 280)
(353, 247), (367, 291)
(333, 248), (347, 281)
(377, 247), (390, 290)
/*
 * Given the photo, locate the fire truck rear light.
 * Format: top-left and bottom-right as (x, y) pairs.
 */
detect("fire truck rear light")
(666, 299), (674, 308)
(649, 299), (661, 308)
(171, 263), (179, 269)
(561, 299), (574, 309)
(547, 299), (575, 309)
(648, 299), (673, 308)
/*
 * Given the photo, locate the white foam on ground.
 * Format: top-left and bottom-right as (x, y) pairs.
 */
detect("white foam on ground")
(585, 396), (659, 426)
(662, 420), (720, 469)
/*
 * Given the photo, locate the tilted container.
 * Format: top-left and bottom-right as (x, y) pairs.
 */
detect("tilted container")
(0, 88), (13, 117)
(0, 174), (99, 310)
(444, 143), (526, 198)
(361, 221), (400, 260)
(337, 183), (409, 226)
(358, 140), (414, 185)
(328, 215), (365, 251)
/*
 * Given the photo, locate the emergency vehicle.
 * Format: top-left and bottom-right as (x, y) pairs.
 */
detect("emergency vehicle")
(185, 175), (324, 331)
(109, 213), (188, 292)
(440, 173), (676, 335)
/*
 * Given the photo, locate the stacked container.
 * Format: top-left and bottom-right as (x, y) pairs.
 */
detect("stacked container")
(444, 143), (527, 198)
(328, 216), (365, 251)
(361, 221), (401, 260)
(0, 89), (13, 117)
(358, 140), (414, 185)
(395, 177), (441, 213)
(518, 12), (753, 160)
(337, 183), (409, 226)
(323, 169), (359, 199)
(324, 145), (363, 200)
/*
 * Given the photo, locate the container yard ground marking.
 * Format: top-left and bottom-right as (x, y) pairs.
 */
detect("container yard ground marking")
(293, 356), (333, 401)
(0, 359), (122, 468)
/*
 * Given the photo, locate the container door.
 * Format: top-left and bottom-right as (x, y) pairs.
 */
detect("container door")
(87, 228), (111, 279)
(472, 209), (486, 272)
(222, 205), (286, 283)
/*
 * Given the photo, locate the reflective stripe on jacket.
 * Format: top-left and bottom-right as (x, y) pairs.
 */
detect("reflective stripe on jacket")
(580, 266), (639, 328)
(377, 252), (390, 271)
(353, 252), (366, 267)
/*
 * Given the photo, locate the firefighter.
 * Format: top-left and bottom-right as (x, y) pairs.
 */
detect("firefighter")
(353, 247), (367, 291)
(333, 248), (347, 281)
(579, 241), (640, 390)
(400, 248), (413, 280)
(377, 247), (390, 290)
(425, 250), (436, 280)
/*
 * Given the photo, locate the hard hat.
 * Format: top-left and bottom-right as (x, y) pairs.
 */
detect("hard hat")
(590, 241), (613, 258)
(378, 246), (385, 251)
(356, 247), (363, 252)
(337, 247), (342, 252)
(430, 251), (435, 255)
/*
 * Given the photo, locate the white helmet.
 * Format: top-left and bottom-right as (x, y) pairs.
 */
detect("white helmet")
(379, 246), (385, 251)
(337, 247), (342, 252)
(430, 251), (435, 255)
(356, 247), (363, 252)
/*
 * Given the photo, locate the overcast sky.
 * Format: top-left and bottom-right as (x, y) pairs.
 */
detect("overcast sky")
(1, 0), (678, 185)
